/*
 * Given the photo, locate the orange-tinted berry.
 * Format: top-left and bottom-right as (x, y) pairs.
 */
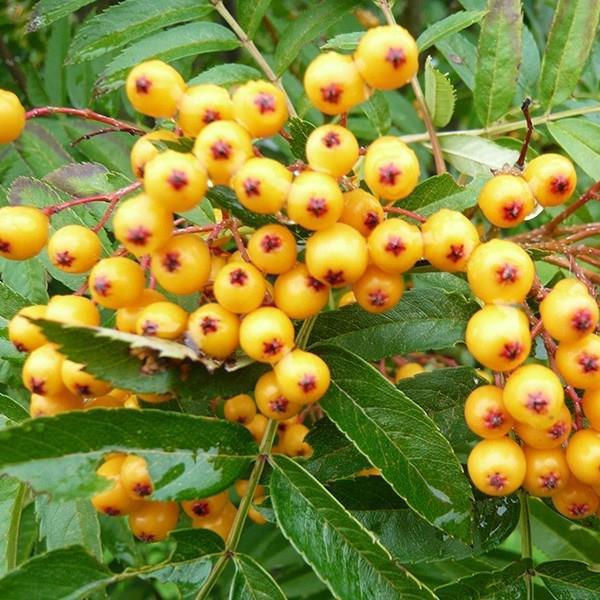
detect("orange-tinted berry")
(22, 344), (65, 396)
(235, 480), (265, 499)
(248, 498), (268, 525)
(368, 217), (423, 273)
(552, 478), (599, 520)
(287, 171), (344, 230)
(239, 307), (295, 364)
(565, 429), (600, 486)
(274, 349), (330, 405)
(194, 121), (254, 185)
(213, 261), (266, 314)
(467, 437), (526, 496)
(62, 360), (111, 398)
(8, 305), (47, 352)
(46, 295), (100, 327)
(129, 501), (180, 542)
(255, 370), (302, 420)
(29, 390), (83, 418)
(130, 130), (179, 179)
(523, 153), (577, 207)
(247, 224), (297, 275)
(464, 385), (514, 439)
(231, 157), (292, 214)
(339, 189), (384, 237)
(305, 223), (369, 288)
(305, 124), (359, 177)
(514, 405), (572, 450)
(273, 263), (330, 319)
(0, 89), (26, 143)
(422, 209), (480, 272)
(181, 491), (229, 519)
(115, 289), (166, 333)
(113, 193), (173, 257)
(151, 234), (211, 295)
(523, 446), (570, 497)
(467, 239), (535, 304)
(48, 225), (101, 273)
(338, 291), (356, 307)
(282, 423), (312, 457)
(364, 137), (420, 201)
(177, 84), (233, 138)
(136, 301), (188, 340)
(89, 257), (145, 309)
(245, 413), (268, 442)
(85, 394), (126, 409)
(232, 80), (288, 138)
(0, 206), (48, 260)
(126, 60), (185, 118)
(137, 392), (173, 404)
(91, 456), (141, 516)
(583, 388), (600, 431)
(478, 175), (536, 228)
(191, 502), (236, 539)
(223, 393), (256, 424)
(304, 52), (368, 115)
(556, 334), (600, 390)
(121, 455), (154, 500)
(352, 264), (404, 313)
(394, 363), (424, 382)
(187, 303), (239, 360)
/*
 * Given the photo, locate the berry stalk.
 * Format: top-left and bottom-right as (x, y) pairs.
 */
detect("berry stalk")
(518, 491), (534, 600)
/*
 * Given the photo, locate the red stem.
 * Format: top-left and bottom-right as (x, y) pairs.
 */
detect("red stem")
(384, 205), (427, 223)
(565, 385), (584, 430)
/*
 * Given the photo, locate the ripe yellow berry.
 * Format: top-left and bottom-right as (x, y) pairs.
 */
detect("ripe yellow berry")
(339, 189), (384, 237)
(62, 360), (111, 398)
(247, 224), (297, 275)
(478, 175), (536, 228)
(522, 446), (570, 497)
(29, 391), (83, 418)
(182, 491), (229, 519)
(394, 363), (424, 382)
(232, 80), (288, 138)
(583, 388), (600, 431)
(224, 393), (256, 424)
(8, 305), (47, 352)
(115, 289), (166, 333)
(239, 307), (295, 364)
(89, 257), (145, 309)
(177, 84), (233, 138)
(120, 455), (154, 500)
(273, 263), (330, 319)
(46, 295), (100, 327)
(555, 334), (600, 389)
(0, 89), (26, 143)
(281, 423), (312, 457)
(338, 291), (356, 307)
(552, 478), (599, 520)
(91, 456), (141, 517)
(523, 153), (577, 207)
(22, 344), (65, 397)
(352, 264), (404, 313)
(187, 303), (239, 360)
(566, 429), (600, 486)
(191, 502), (236, 539)
(0, 206), (49, 260)
(214, 261), (266, 314)
(305, 124), (359, 177)
(129, 501), (179, 542)
(368, 217), (423, 273)
(514, 405), (572, 450)
(48, 225), (101, 273)
(464, 385), (514, 439)
(130, 130), (179, 179)
(136, 301), (188, 340)
(255, 371), (302, 421)
(274, 349), (330, 405)
(245, 413), (268, 442)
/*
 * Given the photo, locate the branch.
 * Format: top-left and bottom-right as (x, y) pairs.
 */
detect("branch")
(71, 126), (144, 146)
(384, 205), (427, 223)
(515, 98), (533, 170)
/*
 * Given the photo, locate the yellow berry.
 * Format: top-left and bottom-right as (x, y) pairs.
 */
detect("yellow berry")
(523, 153), (577, 207)
(478, 175), (536, 228)
(0, 206), (48, 260)
(232, 80), (288, 138)
(177, 84), (233, 138)
(0, 89), (26, 143)
(305, 124), (359, 177)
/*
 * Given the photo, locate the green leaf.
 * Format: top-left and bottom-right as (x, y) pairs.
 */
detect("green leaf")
(361, 92), (391, 137)
(536, 560), (600, 599)
(417, 10), (487, 52)
(274, 0), (362, 75)
(1, 259), (48, 305)
(15, 504), (37, 567)
(424, 58), (456, 128)
(321, 32), (363, 52)
(187, 64), (262, 88)
(15, 123), (72, 178)
(474, 0), (522, 125)
(436, 33), (477, 90)
(0, 478), (26, 576)
(68, 0), (213, 64)
(43, 18), (70, 105)
(538, 0), (600, 110)
(516, 26), (540, 98)
(271, 455), (434, 599)
(0, 395), (29, 426)
(310, 287), (477, 361)
(97, 22), (239, 92)
(231, 554), (286, 600)
(238, 0), (273, 40)
(317, 346), (474, 543)
(287, 117), (317, 162)
(29, 0), (96, 31)
(44, 162), (111, 197)
(0, 283), (29, 320)
(0, 409), (256, 500)
(547, 118), (600, 181)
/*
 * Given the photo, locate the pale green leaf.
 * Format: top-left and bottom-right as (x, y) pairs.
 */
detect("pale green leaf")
(424, 58), (456, 128)
(417, 10), (487, 52)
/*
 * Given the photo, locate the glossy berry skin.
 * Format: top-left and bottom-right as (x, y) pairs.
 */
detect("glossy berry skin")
(274, 263), (330, 319)
(181, 491), (229, 520)
(187, 303), (239, 360)
(223, 394), (256, 424)
(48, 225), (101, 273)
(151, 234), (211, 295)
(354, 25), (419, 90)
(214, 261), (266, 314)
(565, 429), (600, 486)
(89, 257), (145, 310)
(552, 478), (599, 520)
(305, 223), (369, 288)
(274, 349), (330, 405)
(514, 405), (572, 450)
(191, 502), (236, 540)
(467, 437), (526, 496)
(422, 209), (480, 272)
(247, 224), (297, 275)
(29, 391), (83, 417)
(286, 171), (344, 230)
(282, 423), (312, 457)
(466, 305), (530, 372)
(130, 130), (179, 179)
(522, 446), (570, 497)
(523, 153), (576, 207)
(62, 360), (111, 398)
(556, 334), (600, 389)
(120, 455), (154, 500)
(540, 279), (599, 342)
(583, 388), (600, 430)
(113, 193), (173, 257)
(394, 363), (424, 382)
(232, 80), (288, 138)
(239, 307), (295, 364)
(91, 456), (141, 516)
(305, 124), (359, 177)
(9, 305), (47, 352)
(339, 189), (384, 237)
(46, 295), (100, 327)
(364, 137), (420, 201)
(503, 364), (564, 428)
(0, 206), (48, 260)
(126, 60), (185, 118)
(245, 413), (268, 443)
(231, 157), (292, 214)
(136, 301), (188, 340)
(22, 344), (65, 397)
(478, 175), (535, 228)
(303, 52), (369, 115)
(194, 121), (254, 185)
(0, 89), (26, 143)
(352, 264), (404, 314)
(464, 385), (514, 439)
(128, 501), (180, 542)
(177, 84), (234, 138)
(255, 370), (302, 421)
(368, 217), (423, 274)
(466, 239), (535, 304)
(116, 289), (166, 333)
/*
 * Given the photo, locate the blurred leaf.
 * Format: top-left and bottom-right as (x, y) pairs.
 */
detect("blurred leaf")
(516, 26), (540, 98)
(15, 123), (72, 178)
(0, 283), (29, 320)
(0, 478), (26, 576)
(0, 395), (29, 426)
(43, 18), (70, 105)
(0, 409), (256, 500)
(536, 560), (600, 599)
(321, 32), (362, 52)
(538, 0), (600, 110)
(424, 58), (456, 128)
(188, 64), (262, 88)
(287, 117), (317, 162)
(238, 0), (273, 39)
(29, 0), (96, 31)
(474, 0), (522, 125)
(436, 33), (477, 90)
(231, 554), (286, 600)
(271, 455), (434, 599)
(1, 260), (48, 305)
(547, 118), (600, 180)
(417, 10), (487, 52)
(361, 92), (391, 137)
